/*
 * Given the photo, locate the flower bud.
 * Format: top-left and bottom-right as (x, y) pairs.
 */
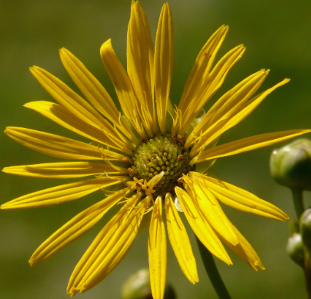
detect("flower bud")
(122, 268), (176, 299)
(122, 269), (152, 299)
(300, 208), (311, 253)
(270, 139), (311, 190)
(286, 233), (305, 267)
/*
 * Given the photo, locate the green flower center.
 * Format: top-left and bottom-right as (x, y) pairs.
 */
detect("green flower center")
(129, 135), (192, 196)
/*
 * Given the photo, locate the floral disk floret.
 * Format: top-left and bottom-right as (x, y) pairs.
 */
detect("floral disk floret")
(2, 2), (310, 299)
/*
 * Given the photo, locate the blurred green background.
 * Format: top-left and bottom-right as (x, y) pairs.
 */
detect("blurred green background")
(1, 0), (311, 298)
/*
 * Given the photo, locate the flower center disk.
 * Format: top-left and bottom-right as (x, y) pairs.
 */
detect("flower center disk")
(129, 135), (192, 196)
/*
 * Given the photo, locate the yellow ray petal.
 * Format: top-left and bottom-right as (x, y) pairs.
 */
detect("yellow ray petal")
(148, 171), (165, 189)
(190, 78), (291, 156)
(3, 161), (127, 179)
(177, 25), (228, 113)
(189, 172), (289, 221)
(185, 69), (268, 149)
(29, 187), (130, 266)
(24, 101), (133, 156)
(127, 1), (157, 135)
(5, 127), (127, 161)
(188, 117), (229, 156)
(100, 39), (149, 139)
(182, 175), (239, 246)
(191, 129), (310, 164)
(154, 3), (173, 134)
(67, 195), (148, 296)
(175, 187), (232, 265)
(30, 66), (106, 129)
(67, 193), (140, 293)
(1, 176), (129, 209)
(59, 49), (117, 123)
(218, 224), (265, 271)
(165, 193), (198, 284)
(59, 49), (139, 145)
(205, 70), (269, 127)
(30, 66), (132, 150)
(149, 196), (167, 299)
(176, 44), (245, 136)
(198, 44), (245, 107)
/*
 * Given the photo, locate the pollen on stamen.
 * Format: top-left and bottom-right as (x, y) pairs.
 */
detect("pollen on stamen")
(129, 135), (193, 197)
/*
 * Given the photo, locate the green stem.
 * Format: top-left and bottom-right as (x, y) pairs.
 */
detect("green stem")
(291, 188), (304, 219)
(196, 236), (232, 299)
(304, 249), (311, 299)
(290, 188), (311, 298)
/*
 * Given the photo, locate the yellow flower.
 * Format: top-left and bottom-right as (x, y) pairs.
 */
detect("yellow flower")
(1, 1), (309, 299)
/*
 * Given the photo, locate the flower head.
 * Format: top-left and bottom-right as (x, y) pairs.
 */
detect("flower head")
(2, 2), (310, 299)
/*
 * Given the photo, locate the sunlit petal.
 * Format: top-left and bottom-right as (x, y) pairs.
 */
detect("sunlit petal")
(154, 3), (173, 134)
(148, 196), (167, 299)
(182, 175), (238, 246)
(1, 176), (129, 209)
(59, 48), (138, 144)
(3, 161), (127, 179)
(178, 25), (228, 113)
(185, 69), (269, 149)
(29, 187), (130, 266)
(5, 127), (127, 161)
(165, 193), (198, 284)
(176, 45), (245, 136)
(30, 66), (133, 150)
(100, 39), (150, 138)
(218, 224), (265, 271)
(191, 129), (310, 164)
(189, 172), (289, 221)
(24, 101), (133, 155)
(175, 187), (232, 265)
(127, 1), (157, 135)
(190, 78), (291, 156)
(67, 195), (148, 296)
